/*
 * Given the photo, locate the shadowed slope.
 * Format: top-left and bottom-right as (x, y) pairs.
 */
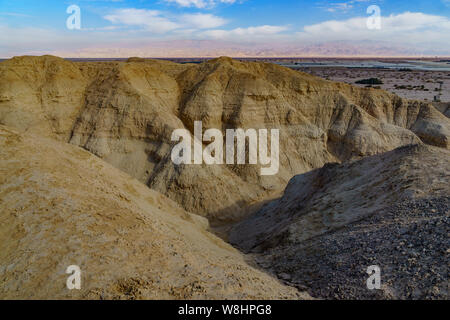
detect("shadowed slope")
(229, 144), (449, 299)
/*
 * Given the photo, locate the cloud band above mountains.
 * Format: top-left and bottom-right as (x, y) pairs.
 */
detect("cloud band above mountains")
(1, 9), (449, 57)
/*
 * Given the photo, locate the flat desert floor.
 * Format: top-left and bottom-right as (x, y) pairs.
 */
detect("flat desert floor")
(299, 67), (449, 102)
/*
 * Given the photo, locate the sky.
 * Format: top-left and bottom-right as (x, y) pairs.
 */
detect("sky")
(1, 0), (450, 57)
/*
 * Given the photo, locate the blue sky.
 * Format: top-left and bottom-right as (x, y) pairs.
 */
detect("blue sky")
(1, 0), (450, 57)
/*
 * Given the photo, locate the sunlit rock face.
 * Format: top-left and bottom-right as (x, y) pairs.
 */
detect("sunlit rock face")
(1, 55), (448, 222)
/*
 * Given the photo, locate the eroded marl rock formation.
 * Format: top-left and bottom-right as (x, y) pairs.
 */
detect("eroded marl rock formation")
(0, 125), (308, 300)
(0, 55), (448, 223)
(1, 55), (449, 300)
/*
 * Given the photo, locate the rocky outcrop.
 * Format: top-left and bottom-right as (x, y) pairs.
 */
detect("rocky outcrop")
(1, 55), (448, 223)
(0, 55), (86, 141)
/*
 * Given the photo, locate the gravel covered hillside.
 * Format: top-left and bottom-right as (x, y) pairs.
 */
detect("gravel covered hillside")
(231, 144), (449, 299)
(253, 196), (449, 299)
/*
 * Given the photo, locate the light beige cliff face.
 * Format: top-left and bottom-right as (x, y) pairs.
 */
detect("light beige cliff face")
(0, 55), (448, 223)
(0, 56), (87, 141)
(0, 125), (308, 300)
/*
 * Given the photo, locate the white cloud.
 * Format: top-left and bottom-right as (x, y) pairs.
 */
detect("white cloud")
(181, 13), (227, 29)
(104, 9), (228, 33)
(2, 10), (450, 58)
(104, 9), (180, 33)
(0, 12), (33, 17)
(321, 0), (371, 13)
(164, 0), (237, 9)
(325, 3), (353, 13)
(201, 25), (289, 40)
(165, 0), (209, 8)
(297, 11), (450, 46)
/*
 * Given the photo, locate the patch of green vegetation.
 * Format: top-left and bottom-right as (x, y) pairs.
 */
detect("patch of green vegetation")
(355, 78), (383, 85)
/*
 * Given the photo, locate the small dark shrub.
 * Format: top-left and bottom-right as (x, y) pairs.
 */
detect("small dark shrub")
(355, 78), (383, 85)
